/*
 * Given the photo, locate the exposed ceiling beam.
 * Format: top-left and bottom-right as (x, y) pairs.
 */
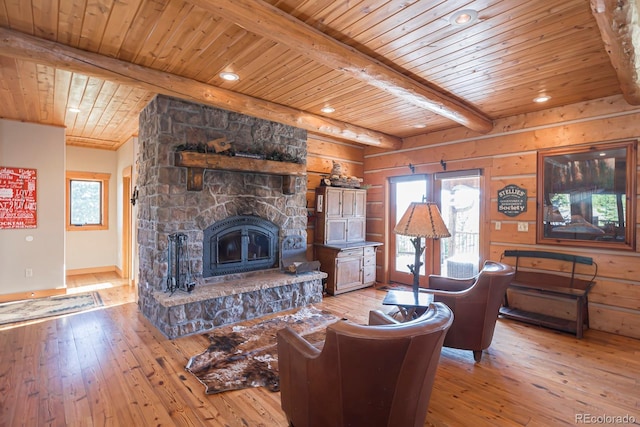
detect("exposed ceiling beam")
(189, 0), (494, 134)
(591, 0), (640, 105)
(0, 27), (401, 150)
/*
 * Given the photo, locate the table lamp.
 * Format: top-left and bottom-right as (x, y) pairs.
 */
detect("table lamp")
(394, 202), (451, 298)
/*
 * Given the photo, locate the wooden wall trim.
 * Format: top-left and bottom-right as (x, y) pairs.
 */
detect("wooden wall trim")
(368, 100), (640, 158)
(66, 266), (120, 276)
(0, 288), (66, 303)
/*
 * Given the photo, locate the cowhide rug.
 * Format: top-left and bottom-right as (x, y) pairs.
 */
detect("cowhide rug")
(185, 305), (341, 394)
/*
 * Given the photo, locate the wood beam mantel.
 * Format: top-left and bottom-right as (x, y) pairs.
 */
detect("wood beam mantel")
(189, 0), (493, 134)
(591, 0), (640, 105)
(0, 27), (401, 150)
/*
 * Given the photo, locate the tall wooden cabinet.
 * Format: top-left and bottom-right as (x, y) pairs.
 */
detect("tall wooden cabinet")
(314, 186), (382, 295)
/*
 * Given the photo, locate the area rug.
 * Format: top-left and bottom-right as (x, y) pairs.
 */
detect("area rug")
(0, 292), (104, 325)
(185, 305), (342, 394)
(377, 282), (413, 291)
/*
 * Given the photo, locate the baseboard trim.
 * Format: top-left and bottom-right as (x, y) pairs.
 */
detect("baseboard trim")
(0, 288), (66, 303)
(66, 266), (120, 277)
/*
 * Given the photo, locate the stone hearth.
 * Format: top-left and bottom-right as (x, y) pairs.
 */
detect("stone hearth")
(136, 95), (323, 338)
(151, 270), (325, 339)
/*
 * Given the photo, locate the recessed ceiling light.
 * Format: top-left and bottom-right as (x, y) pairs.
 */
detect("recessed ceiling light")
(68, 107), (81, 113)
(413, 124), (427, 129)
(321, 106), (335, 114)
(533, 95), (551, 103)
(450, 9), (478, 26)
(219, 72), (240, 81)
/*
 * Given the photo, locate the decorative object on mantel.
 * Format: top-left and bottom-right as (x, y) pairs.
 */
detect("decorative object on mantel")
(209, 137), (230, 153)
(174, 146), (306, 193)
(323, 160), (364, 188)
(175, 141), (303, 164)
(166, 233), (195, 295)
(185, 305), (340, 394)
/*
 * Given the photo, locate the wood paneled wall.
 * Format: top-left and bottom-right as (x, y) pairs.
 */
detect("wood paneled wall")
(356, 94), (640, 339)
(305, 134), (365, 256)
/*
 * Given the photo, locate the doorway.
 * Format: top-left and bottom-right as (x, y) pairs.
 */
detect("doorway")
(389, 175), (430, 285)
(436, 170), (481, 278)
(122, 166), (133, 285)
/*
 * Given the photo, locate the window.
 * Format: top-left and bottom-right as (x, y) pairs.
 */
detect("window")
(537, 140), (636, 250)
(66, 171), (110, 231)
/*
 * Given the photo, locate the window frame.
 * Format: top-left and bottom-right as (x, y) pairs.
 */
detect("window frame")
(536, 140), (637, 250)
(66, 171), (110, 231)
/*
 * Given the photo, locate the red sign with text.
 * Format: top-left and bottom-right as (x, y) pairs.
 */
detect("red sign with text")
(0, 167), (37, 229)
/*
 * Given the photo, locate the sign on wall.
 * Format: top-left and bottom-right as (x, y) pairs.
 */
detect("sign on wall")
(497, 184), (527, 217)
(0, 167), (37, 229)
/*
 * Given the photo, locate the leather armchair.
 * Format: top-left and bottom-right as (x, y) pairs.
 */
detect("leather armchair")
(420, 260), (515, 362)
(277, 302), (453, 427)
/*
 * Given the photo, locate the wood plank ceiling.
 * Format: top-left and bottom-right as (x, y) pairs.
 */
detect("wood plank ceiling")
(0, 0), (638, 150)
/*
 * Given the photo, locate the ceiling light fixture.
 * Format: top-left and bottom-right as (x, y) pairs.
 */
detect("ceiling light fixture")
(533, 95), (551, 103)
(413, 124), (427, 129)
(219, 72), (240, 81)
(68, 107), (81, 113)
(450, 9), (478, 26)
(321, 106), (335, 114)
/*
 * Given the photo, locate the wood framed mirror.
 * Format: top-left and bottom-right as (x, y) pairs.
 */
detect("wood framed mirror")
(537, 140), (637, 250)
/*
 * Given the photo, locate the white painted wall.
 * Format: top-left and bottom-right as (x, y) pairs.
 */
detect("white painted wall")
(0, 119), (66, 293)
(65, 146), (119, 271)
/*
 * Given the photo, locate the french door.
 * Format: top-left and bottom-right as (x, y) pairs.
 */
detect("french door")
(389, 170), (483, 285)
(436, 170), (482, 278)
(389, 175), (430, 285)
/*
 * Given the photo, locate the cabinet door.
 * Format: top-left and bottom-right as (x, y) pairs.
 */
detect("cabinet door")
(325, 188), (343, 218)
(354, 189), (366, 217)
(335, 256), (363, 290)
(346, 218), (366, 242)
(341, 189), (356, 217)
(325, 219), (348, 244)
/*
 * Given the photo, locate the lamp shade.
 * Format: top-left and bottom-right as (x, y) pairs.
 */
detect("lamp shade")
(394, 202), (451, 239)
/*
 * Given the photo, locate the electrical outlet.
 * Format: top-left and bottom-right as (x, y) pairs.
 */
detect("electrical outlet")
(495, 221), (501, 230)
(25, 268), (33, 277)
(517, 222), (529, 232)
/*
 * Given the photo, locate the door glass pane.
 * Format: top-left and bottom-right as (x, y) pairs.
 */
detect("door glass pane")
(247, 230), (270, 261)
(440, 176), (480, 278)
(395, 179), (427, 275)
(217, 231), (242, 264)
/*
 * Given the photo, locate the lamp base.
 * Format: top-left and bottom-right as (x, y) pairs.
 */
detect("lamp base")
(408, 236), (425, 304)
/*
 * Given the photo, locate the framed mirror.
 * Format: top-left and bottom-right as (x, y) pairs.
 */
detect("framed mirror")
(537, 140), (637, 250)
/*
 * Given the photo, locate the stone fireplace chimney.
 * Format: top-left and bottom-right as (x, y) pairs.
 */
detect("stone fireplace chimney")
(136, 95), (323, 338)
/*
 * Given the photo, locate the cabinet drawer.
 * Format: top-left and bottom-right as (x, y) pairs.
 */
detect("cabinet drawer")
(364, 255), (376, 266)
(364, 246), (377, 256)
(337, 248), (364, 258)
(363, 265), (376, 284)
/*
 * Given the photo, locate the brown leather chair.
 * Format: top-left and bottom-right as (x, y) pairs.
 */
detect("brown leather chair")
(277, 302), (453, 427)
(420, 260), (515, 362)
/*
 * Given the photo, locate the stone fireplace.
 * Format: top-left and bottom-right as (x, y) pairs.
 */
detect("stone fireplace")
(136, 95), (325, 338)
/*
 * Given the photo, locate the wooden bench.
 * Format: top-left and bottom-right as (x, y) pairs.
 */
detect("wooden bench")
(499, 250), (598, 338)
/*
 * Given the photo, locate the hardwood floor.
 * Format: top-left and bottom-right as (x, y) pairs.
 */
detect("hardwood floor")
(0, 276), (638, 426)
